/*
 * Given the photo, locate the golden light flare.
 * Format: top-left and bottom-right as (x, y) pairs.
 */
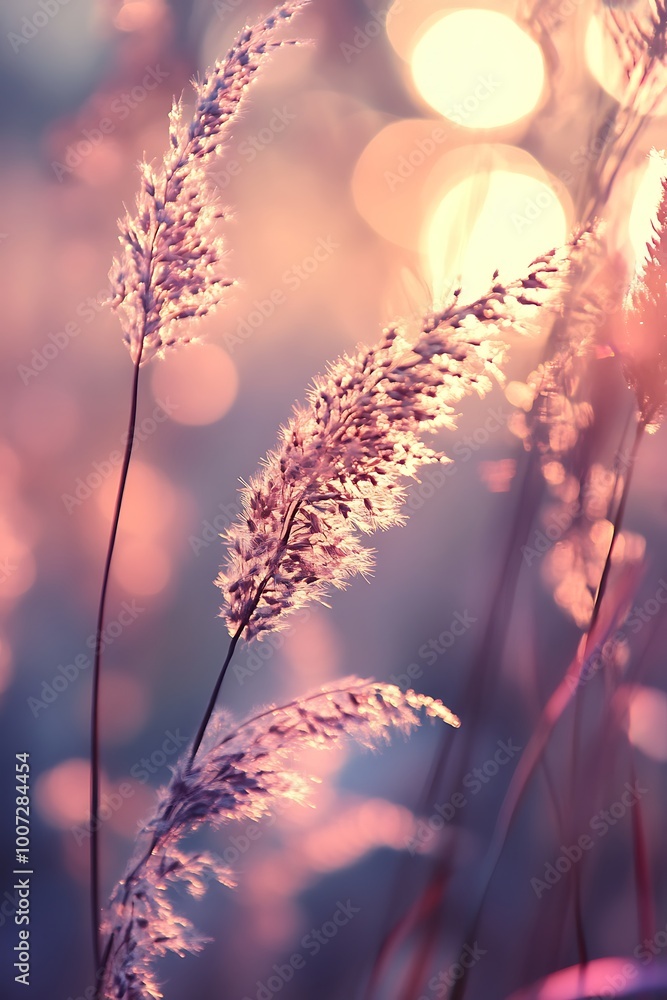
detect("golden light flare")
(423, 148), (569, 304)
(150, 342), (238, 426)
(410, 10), (545, 129)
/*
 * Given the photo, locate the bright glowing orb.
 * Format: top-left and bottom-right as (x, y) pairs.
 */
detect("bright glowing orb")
(425, 164), (567, 305)
(410, 10), (545, 129)
(150, 342), (238, 426)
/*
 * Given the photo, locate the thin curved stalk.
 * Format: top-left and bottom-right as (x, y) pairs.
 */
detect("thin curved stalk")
(588, 418), (646, 641)
(188, 622), (248, 766)
(96, 449), (306, 997)
(187, 495), (305, 767)
(90, 341), (144, 974)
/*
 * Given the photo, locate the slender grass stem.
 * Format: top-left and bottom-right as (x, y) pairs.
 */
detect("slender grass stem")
(588, 418), (646, 642)
(187, 623), (246, 766)
(90, 341), (144, 976)
(96, 485), (304, 998)
(187, 495), (305, 767)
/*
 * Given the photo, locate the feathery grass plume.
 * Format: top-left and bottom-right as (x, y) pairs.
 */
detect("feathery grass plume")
(91, 2), (308, 978)
(217, 239), (585, 641)
(102, 679), (459, 1000)
(108, 0), (306, 365)
(622, 153), (667, 431)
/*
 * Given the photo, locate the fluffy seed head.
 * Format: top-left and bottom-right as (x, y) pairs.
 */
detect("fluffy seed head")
(217, 241), (581, 640)
(108, 1), (307, 365)
(102, 678), (459, 999)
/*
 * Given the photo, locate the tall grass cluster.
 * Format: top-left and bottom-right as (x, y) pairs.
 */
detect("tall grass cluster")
(84, 1), (667, 998)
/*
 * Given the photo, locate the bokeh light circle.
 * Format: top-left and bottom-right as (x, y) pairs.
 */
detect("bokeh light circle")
(410, 10), (545, 129)
(351, 118), (458, 250)
(36, 759), (92, 828)
(423, 151), (568, 304)
(150, 342), (238, 426)
(627, 686), (667, 761)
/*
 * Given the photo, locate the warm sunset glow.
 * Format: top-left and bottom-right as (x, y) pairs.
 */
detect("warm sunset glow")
(410, 10), (545, 128)
(424, 162), (568, 304)
(150, 342), (238, 426)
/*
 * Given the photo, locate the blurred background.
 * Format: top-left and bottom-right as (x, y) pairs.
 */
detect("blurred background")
(1, 0), (667, 998)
